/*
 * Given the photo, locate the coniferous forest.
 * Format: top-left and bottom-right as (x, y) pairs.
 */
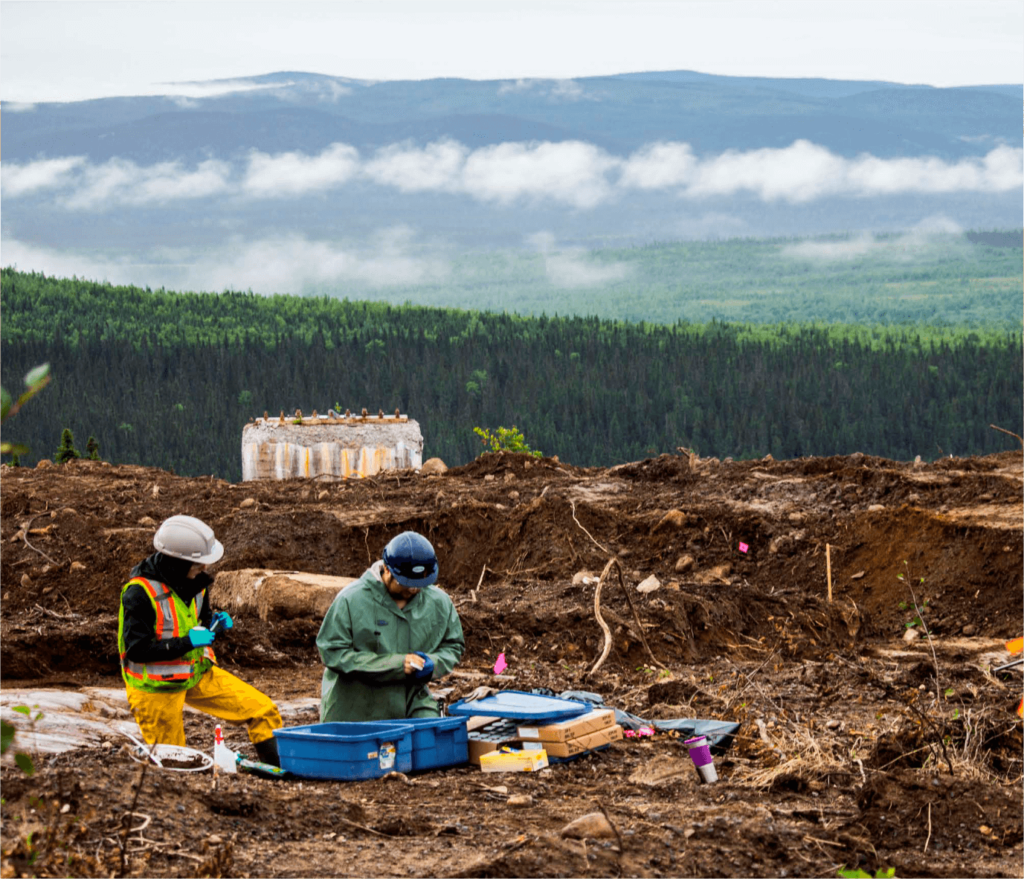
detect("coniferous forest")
(1, 267), (1021, 482)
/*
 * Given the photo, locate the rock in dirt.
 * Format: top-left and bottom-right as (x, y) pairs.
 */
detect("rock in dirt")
(674, 554), (695, 573)
(696, 563), (732, 584)
(903, 627), (921, 642)
(652, 509), (689, 533)
(420, 457), (447, 476)
(211, 569), (357, 621)
(636, 575), (661, 594)
(36, 459), (54, 469)
(559, 812), (617, 840)
(572, 570), (598, 586)
(962, 624), (977, 636)
(507, 794), (533, 807)
(239, 497), (258, 509)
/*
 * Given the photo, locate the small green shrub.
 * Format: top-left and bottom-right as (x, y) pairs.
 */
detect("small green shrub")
(473, 425), (542, 457)
(1, 705), (43, 776)
(837, 868), (896, 879)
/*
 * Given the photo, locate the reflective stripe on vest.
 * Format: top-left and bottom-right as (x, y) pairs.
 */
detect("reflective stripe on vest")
(120, 577), (214, 687)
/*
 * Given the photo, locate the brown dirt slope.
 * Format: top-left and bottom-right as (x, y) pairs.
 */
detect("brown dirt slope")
(2, 449), (1022, 878)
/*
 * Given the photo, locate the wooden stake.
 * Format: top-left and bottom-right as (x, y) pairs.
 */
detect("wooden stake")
(826, 544), (833, 603)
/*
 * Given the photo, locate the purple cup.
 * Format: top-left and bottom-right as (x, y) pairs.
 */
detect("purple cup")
(684, 736), (713, 766)
(683, 736), (718, 783)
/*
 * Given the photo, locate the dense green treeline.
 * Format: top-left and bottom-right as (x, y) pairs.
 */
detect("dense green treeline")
(2, 267), (1017, 350)
(1, 269), (1021, 481)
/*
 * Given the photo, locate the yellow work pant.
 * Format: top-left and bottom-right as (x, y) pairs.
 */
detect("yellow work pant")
(126, 665), (282, 747)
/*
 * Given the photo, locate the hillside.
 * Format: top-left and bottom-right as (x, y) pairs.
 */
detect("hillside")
(4, 268), (1023, 483)
(1, 448), (1021, 877)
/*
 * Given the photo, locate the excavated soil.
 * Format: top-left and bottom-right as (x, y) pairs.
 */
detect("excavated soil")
(1, 450), (1022, 878)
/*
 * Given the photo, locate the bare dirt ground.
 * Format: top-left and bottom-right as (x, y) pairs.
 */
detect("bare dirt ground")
(2, 449), (1022, 878)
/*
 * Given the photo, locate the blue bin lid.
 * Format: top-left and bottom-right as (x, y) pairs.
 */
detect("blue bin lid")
(448, 690), (590, 722)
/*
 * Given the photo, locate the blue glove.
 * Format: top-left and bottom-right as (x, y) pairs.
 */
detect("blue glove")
(188, 627), (216, 648)
(412, 651), (434, 682)
(211, 611), (234, 633)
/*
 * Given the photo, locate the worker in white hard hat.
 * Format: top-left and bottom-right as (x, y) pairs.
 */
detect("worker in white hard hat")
(117, 515), (283, 765)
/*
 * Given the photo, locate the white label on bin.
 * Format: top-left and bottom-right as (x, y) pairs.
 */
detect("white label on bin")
(522, 741), (543, 750)
(519, 727), (539, 738)
(379, 742), (397, 770)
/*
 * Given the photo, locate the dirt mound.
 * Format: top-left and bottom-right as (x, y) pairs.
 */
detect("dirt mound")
(2, 449), (1021, 877)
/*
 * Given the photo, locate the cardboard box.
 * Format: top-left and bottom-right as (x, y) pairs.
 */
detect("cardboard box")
(480, 748), (549, 773)
(520, 724), (623, 758)
(516, 709), (617, 743)
(466, 718), (521, 766)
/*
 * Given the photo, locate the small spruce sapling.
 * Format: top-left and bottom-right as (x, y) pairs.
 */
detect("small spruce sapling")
(53, 428), (80, 464)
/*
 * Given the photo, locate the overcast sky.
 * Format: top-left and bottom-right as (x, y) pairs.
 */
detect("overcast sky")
(1, 0), (1021, 103)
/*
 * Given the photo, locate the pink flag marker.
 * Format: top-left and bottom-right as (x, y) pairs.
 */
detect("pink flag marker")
(738, 542), (749, 553)
(493, 652), (507, 675)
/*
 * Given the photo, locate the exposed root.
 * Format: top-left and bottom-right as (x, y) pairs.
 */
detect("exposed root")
(586, 557), (665, 677)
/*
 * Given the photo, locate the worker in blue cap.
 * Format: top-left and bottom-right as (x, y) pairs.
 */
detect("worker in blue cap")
(316, 531), (465, 722)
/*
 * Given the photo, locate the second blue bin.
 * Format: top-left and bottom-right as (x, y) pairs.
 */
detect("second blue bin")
(364, 716), (469, 771)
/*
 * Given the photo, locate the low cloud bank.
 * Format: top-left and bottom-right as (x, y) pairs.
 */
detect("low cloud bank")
(781, 216), (968, 261)
(1, 157), (86, 196)
(496, 79), (588, 101)
(0, 230), (449, 294)
(528, 231), (630, 287)
(3, 140), (1020, 211)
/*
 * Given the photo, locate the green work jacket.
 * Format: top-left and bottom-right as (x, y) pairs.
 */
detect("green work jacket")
(317, 564), (465, 723)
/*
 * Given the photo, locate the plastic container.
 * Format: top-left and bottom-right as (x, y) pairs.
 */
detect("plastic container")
(364, 716), (469, 771)
(683, 735), (718, 784)
(272, 722), (413, 780)
(448, 690), (590, 724)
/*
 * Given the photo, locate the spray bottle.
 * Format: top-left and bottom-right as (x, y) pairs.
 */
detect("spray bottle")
(213, 724), (237, 774)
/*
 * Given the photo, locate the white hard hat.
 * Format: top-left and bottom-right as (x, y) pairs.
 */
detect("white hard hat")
(153, 515), (224, 565)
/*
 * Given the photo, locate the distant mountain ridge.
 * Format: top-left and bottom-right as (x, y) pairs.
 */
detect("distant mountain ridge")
(4, 69), (1019, 164)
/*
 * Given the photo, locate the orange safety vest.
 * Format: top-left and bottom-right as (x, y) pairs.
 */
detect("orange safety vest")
(117, 577), (216, 691)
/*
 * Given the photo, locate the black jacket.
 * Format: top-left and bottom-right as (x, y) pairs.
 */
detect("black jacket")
(120, 553), (214, 663)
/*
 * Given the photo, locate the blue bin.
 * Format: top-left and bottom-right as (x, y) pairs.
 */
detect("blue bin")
(364, 717), (469, 771)
(273, 722), (414, 780)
